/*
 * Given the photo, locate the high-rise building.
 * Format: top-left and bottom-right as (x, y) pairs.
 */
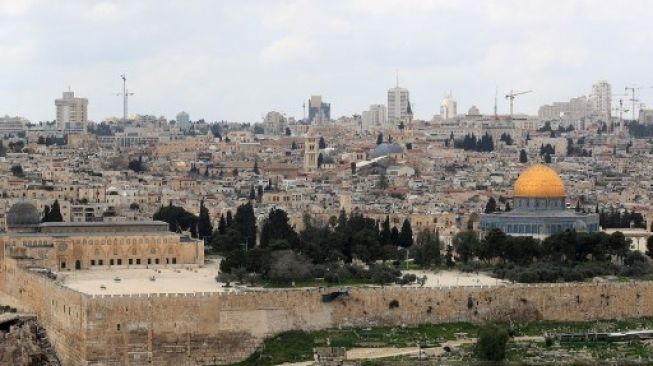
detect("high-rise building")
(263, 111), (287, 135)
(538, 96), (593, 121)
(387, 86), (410, 126)
(440, 94), (457, 120)
(308, 96), (330, 123)
(362, 104), (387, 127)
(0, 116), (28, 135)
(591, 80), (611, 121)
(176, 111), (190, 132)
(55, 91), (88, 133)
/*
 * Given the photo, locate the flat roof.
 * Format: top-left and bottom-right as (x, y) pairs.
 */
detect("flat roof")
(39, 221), (168, 227)
(60, 261), (229, 295)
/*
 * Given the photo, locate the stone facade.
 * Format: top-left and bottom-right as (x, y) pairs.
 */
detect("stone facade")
(0, 221), (203, 272)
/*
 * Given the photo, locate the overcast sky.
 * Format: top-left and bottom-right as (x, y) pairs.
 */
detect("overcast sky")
(2, 0), (653, 123)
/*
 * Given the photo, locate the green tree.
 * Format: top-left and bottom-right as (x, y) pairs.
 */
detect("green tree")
(197, 199), (213, 240)
(445, 244), (454, 267)
(475, 323), (510, 361)
(253, 159), (260, 174)
(376, 132), (383, 145)
(413, 230), (441, 267)
(217, 214), (227, 235)
(45, 200), (64, 222)
(390, 227), (400, 246)
(153, 203), (198, 237)
(128, 156), (146, 173)
(398, 219), (413, 248)
(453, 231), (479, 264)
(257, 185), (264, 202)
(479, 228), (507, 261)
(379, 216), (391, 245)
(234, 203), (257, 245)
(226, 210), (233, 227)
(544, 152), (552, 164)
(484, 197), (497, 213)
(41, 205), (51, 223)
(10, 165), (23, 177)
(647, 235), (653, 259)
(317, 153), (324, 168)
(260, 208), (299, 249)
(519, 149), (528, 163)
(377, 171), (389, 190)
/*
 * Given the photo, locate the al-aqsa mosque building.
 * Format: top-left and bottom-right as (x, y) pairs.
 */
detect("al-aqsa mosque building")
(480, 164), (599, 239)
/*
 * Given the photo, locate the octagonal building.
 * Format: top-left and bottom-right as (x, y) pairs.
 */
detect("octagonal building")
(480, 164), (599, 239)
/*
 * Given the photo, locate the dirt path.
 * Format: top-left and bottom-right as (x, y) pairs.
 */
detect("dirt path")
(278, 336), (544, 365)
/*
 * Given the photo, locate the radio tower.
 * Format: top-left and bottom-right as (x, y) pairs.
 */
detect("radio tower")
(116, 74), (135, 122)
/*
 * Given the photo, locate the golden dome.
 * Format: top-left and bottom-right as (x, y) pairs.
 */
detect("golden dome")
(514, 164), (565, 198)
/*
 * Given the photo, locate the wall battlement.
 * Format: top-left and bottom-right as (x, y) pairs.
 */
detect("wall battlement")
(3, 263), (653, 366)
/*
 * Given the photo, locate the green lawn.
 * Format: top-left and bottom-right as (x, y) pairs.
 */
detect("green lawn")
(226, 317), (653, 366)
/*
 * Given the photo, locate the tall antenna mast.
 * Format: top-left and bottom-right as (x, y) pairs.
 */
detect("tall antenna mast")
(121, 74), (127, 121)
(396, 69), (399, 88)
(494, 87), (498, 120)
(117, 74), (135, 122)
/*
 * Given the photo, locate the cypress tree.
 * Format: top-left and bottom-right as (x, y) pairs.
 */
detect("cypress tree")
(197, 199), (213, 240)
(390, 227), (400, 246)
(399, 219), (414, 248)
(380, 216), (391, 244)
(41, 205), (51, 223)
(218, 214), (227, 235)
(48, 200), (64, 222)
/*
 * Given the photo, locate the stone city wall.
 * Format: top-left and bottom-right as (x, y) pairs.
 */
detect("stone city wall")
(83, 281), (653, 365)
(3, 263), (653, 366)
(1, 258), (88, 365)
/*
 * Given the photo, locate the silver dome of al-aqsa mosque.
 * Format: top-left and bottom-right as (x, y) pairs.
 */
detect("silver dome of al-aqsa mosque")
(6, 201), (41, 227)
(370, 143), (404, 159)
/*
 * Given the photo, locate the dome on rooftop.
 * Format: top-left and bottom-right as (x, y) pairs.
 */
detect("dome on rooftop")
(514, 164), (565, 198)
(370, 143), (403, 159)
(7, 201), (40, 227)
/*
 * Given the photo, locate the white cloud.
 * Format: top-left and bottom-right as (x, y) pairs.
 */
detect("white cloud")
(479, 41), (587, 74)
(0, 0), (33, 17)
(260, 34), (316, 64)
(0, 0), (650, 122)
(86, 1), (119, 21)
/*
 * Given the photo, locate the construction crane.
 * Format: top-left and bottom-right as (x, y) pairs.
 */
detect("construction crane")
(116, 74), (135, 122)
(625, 85), (653, 122)
(505, 90), (532, 117)
(611, 94), (630, 133)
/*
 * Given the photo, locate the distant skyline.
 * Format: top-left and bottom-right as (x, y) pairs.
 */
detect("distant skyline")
(1, 0), (653, 122)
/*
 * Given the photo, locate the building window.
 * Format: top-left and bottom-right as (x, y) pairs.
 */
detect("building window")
(147, 258), (151, 265)
(136, 259), (141, 265)
(91, 260), (95, 266)
(117, 324), (121, 331)
(61, 261), (66, 269)
(155, 258), (160, 265)
(128, 259), (133, 265)
(99, 260), (103, 266)
(172, 258), (176, 264)
(110, 259), (114, 266)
